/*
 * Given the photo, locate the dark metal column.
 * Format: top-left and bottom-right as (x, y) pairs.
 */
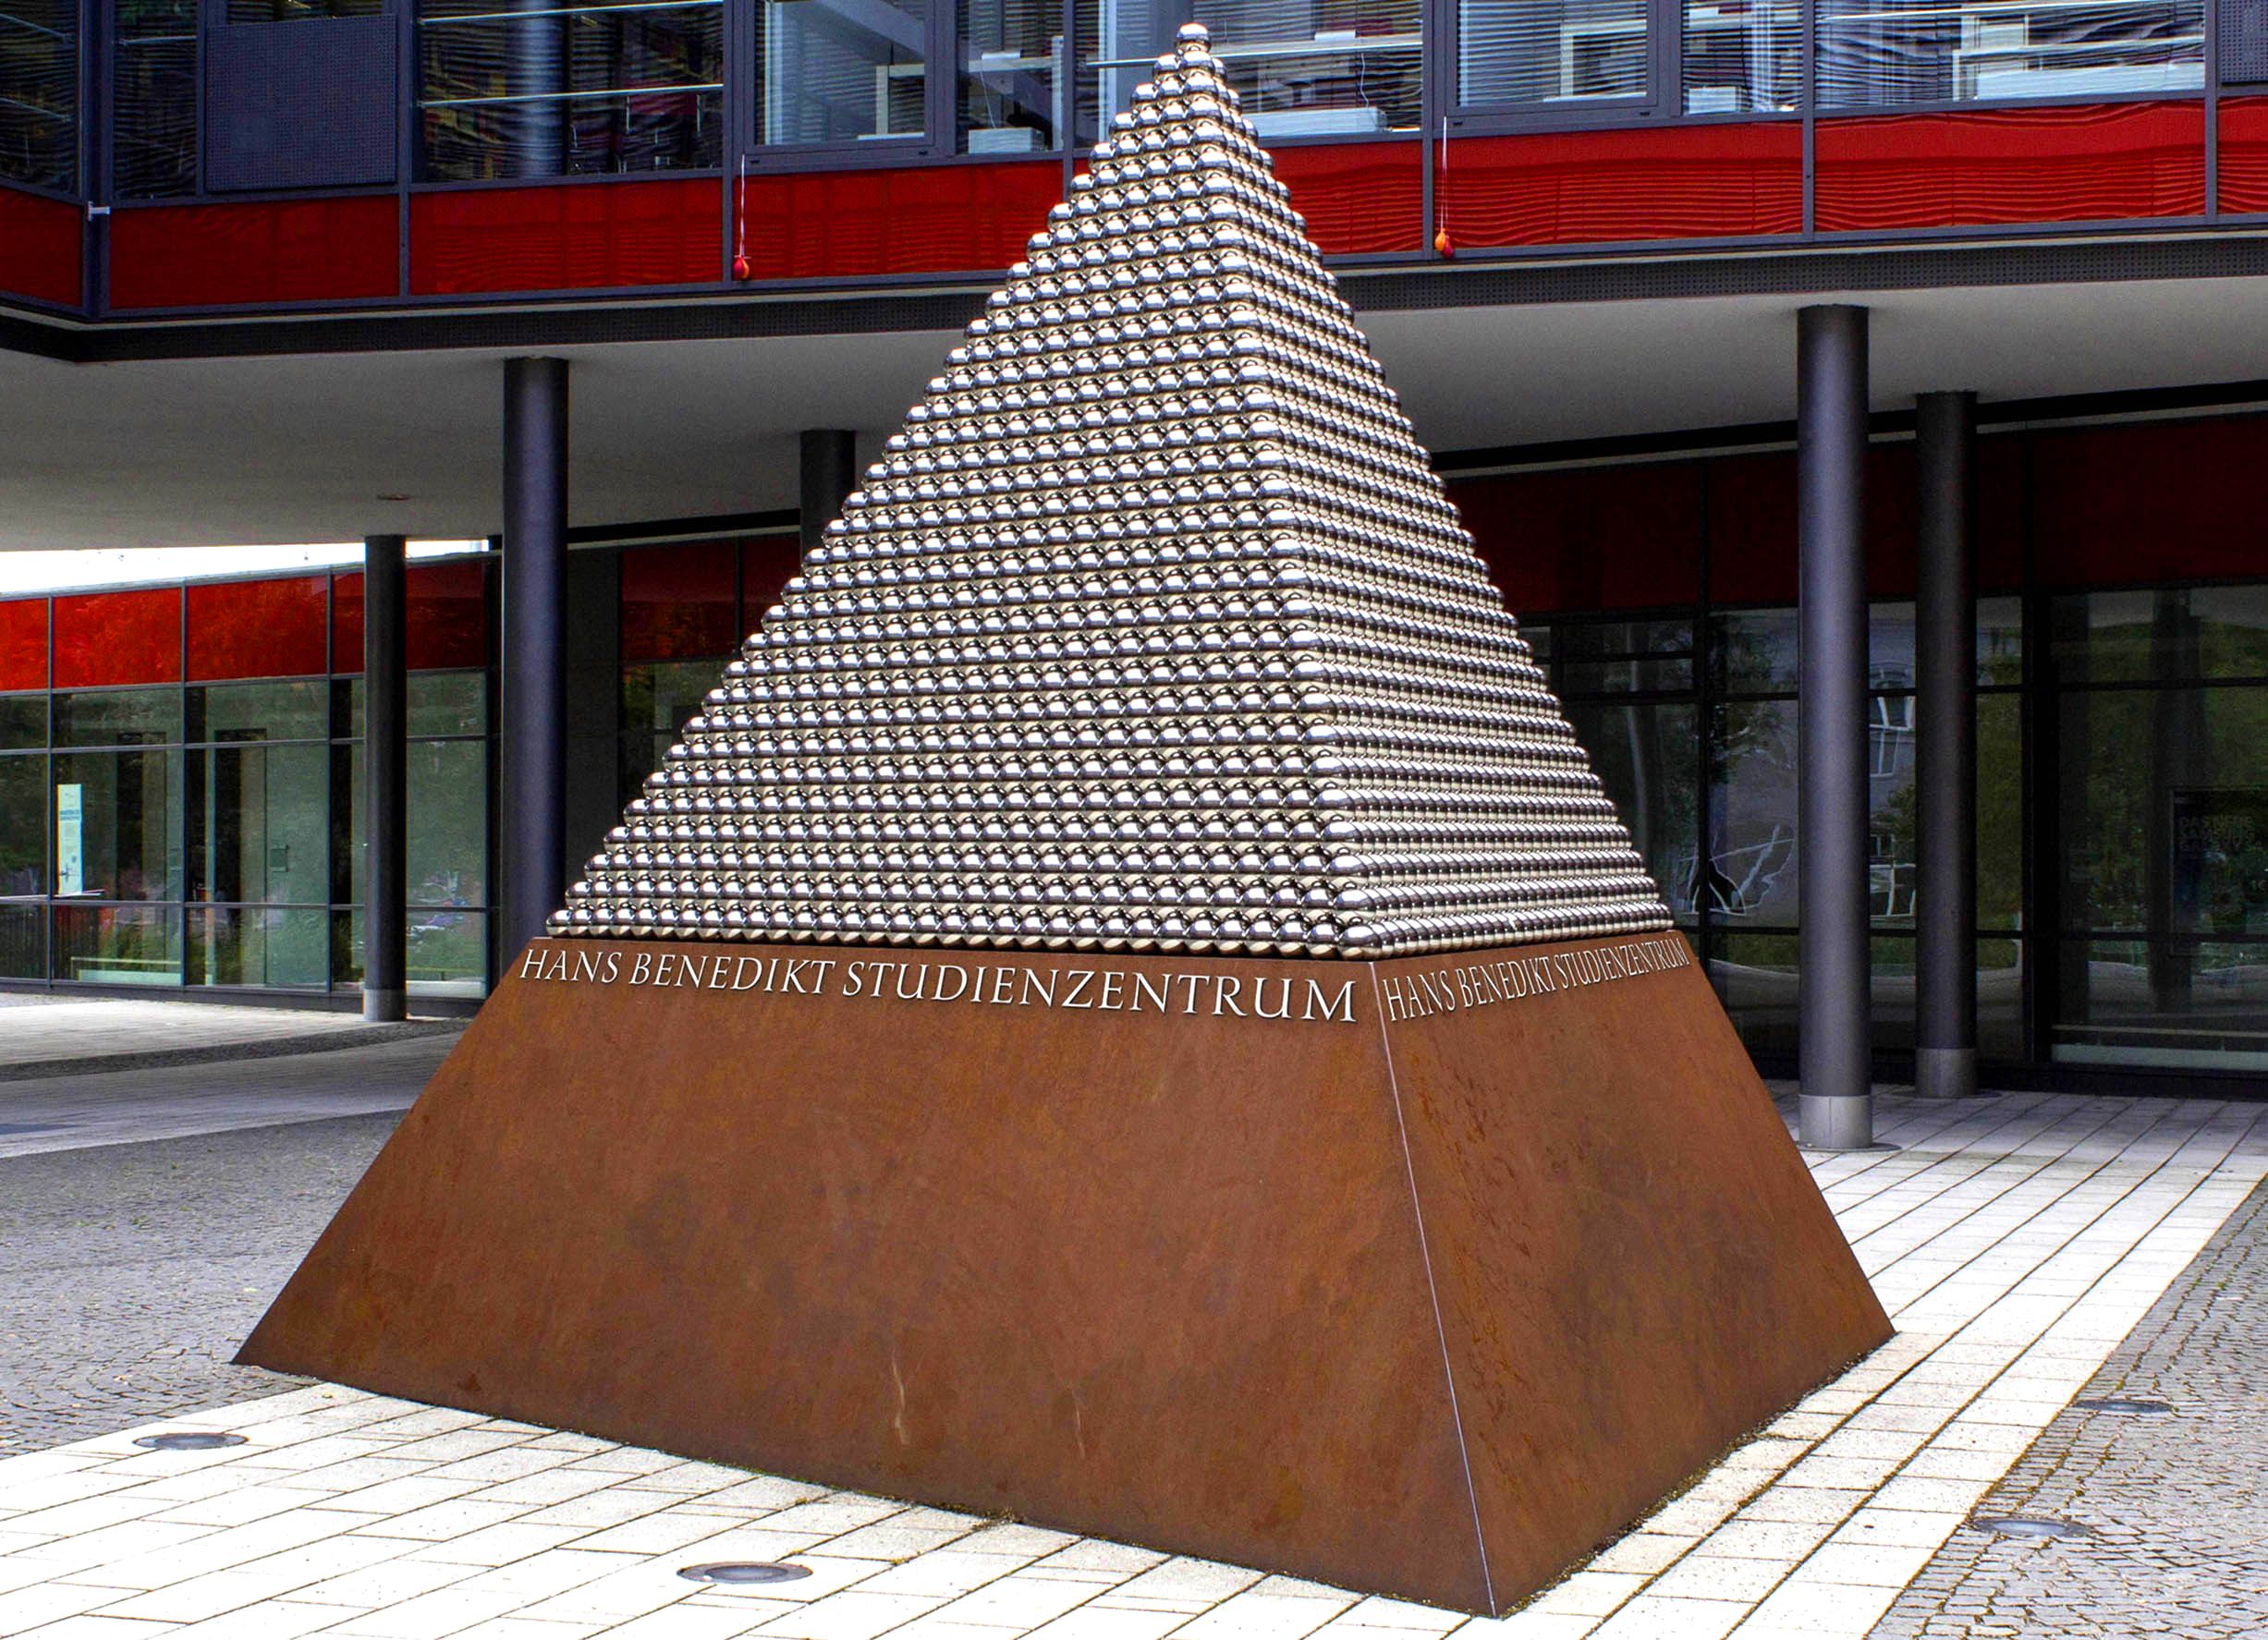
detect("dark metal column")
(502, 357), (569, 965)
(799, 429), (860, 556)
(1797, 306), (1874, 1149)
(1915, 392), (1978, 1099)
(363, 533), (408, 1023)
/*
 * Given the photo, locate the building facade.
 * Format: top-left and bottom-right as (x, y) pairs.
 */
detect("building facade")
(2, 0), (2265, 1095)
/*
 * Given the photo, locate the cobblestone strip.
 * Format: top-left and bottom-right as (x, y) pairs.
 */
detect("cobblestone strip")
(0, 1113), (401, 1458)
(1872, 1174), (2268, 1640)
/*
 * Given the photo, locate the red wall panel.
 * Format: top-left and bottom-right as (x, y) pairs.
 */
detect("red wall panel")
(1815, 103), (2205, 231)
(333, 560), (492, 673)
(1437, 123), (1801, 249)
(2030, 418), (2268, 586)
(0, 185), (80, 310)
(622, 541), (739, 662)
(742, 537), (800, 631)
(52, 589), (182, 688)
(1451, 465), (1706, 613)
(109, 197), (399, 310)
(1271, 141), (1423, 256)
(2217, 96), (2268, 213)
(412, 178), (721, 296)
(187, 576), (329, 681)
(738, 161), (1059, 281)
(0, 599), (47, 692)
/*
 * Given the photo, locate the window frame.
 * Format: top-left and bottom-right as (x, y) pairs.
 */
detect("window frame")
(740, 0), (957, 167)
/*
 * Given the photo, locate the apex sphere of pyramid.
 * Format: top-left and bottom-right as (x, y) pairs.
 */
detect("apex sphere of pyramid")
(1176, 20), (1210, 43)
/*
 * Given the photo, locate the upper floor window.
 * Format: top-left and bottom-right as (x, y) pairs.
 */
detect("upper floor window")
(115, 0), (195, 196)
(419, 0), (725, 179)
(1082, 0), (1421, 140)
(1683, 0), (1799, 112)
(0, 0), (76, 190)
(1818, 0), (2205, 105)
(754, 0), (933, 149)
(962, 0), (1062, 152)
(1455, 0), (1647, 114)
(228, 0), (381, 16)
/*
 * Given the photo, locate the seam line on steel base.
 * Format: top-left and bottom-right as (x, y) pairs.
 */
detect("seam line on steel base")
(1372, 962), (1495, 1612)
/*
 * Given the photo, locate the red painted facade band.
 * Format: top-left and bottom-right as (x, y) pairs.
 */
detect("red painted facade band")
(52, 588), (182, 688)
(737, 160), (1060, 281)
(332, 561), (492, 673)
(109, 196), (399, 310)
(0, 185), (80, 310)
(1271, 141), (1424, 256)
(2217, 96), (2268, 214)
(621, 541), (740, 663)
(1815, 102), (2207, 230)
(0, 599), (48, 692)
(742, 538), (800, 631)
(410, 177), (722, 296)
(1437, 123), (1802, 249)
(186, 576), (329, 682)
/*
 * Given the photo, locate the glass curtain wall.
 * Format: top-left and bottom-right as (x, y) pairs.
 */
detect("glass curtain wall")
(1817, 0), (2204, 105)
(115, 0), (197, 195)
(419, 0), (725, 177)
(0, 0), (75, 189)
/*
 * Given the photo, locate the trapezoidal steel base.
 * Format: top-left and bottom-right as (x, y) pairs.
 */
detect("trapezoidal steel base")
(241, 931), (1889, 1614)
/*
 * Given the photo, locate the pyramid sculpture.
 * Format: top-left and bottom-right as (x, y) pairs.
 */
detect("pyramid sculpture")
(552, 22), (1670, 959)
(244, 31), (1890, 1615)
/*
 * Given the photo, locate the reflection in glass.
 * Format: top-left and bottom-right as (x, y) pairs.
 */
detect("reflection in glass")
(0, 0), (76, 189)
(756, 0), (925, 145)
(1558, 618), (1693, 696)
(1978, 594), (2023, 686)
(195, 906), (330, 987)
(1871, 691), (1916, 925)
(621, 659), (726, 806)
(1818, 0), (2203, 108)
(1978, 693), (2022, 929)
(55, 687), (179, 747)
(0, 901), (41, 978)
(1979, 937), (2025, 1060)
(1712, 929), (1799, 1058)
(1196, 0), (1421, 135)
(962, 0), (1061, 152)
(52, 751), (180, 901)
(1684, 0), (1798, 113)
(227, 0), (377, 17)
(1871, 931), (1915, 1052)
(1567, 700), (1698, 919)
(407, 908), (488, 995)
(1706, 698), (1799, 925)
(419, 0), (724, 178)
(53, 904), (182, 984)
(0, 695), (41, 750)
(1458, 0), (1645, 106)
(115, 0), (197, 197)
(409, 740), (488, 907)
(2054, 940), (2268, 1070)
(0, 755), (43, 896)
(1709, 609), (1798, 695)
(191, 680), (327, 743)
(193, 743), (329, 905)
(2055, 586), (2268, 686)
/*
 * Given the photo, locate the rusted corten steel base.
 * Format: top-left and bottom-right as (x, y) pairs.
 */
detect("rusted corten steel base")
(241, 931), (1889, 1614)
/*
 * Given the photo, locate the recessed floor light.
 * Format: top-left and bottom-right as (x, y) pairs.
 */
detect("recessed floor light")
(134, 1432), (247, 1452)
(1970, 1514), (2091, 1539)
(677, 1562), (813, 1586)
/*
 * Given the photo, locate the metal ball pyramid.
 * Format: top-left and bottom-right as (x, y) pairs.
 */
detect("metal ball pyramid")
(552, 24), (1673, 959)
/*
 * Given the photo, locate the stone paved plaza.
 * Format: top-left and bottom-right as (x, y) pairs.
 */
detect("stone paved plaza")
(0, 1060), (2264, 1640)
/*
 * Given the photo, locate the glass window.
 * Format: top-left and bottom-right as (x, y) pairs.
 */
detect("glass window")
(195, 906), (331, 987)
(54, 904), (182, 985)
(1457, 0), (1645, 110)
(1194, 0), (1422, 136)
(2055, 940), (2268, 1071)
(1708, 609), (1798, 696)
(409, 739), (488, 908)
(620, 658), (722, 804)
(55, 686), (180, 748)
(0, 901), (42, 979)
(0, 695), (43, 750)
(0, 754), (43, 897)
(1076, 0), (1170, 138)
(419, 0), (725, 179)
(407, 908), (488, 995)
(191, 680), (328, 743)
(1870, 691), (1916, 924)
(0, 0), (78, 190)
(962, 0), (1063, 152)
(1683, 0), (1799, 113)
(1567, 700), (1701, 920)
(1712, 929), (1799, 1058)
(343, 670), (490, 739)
(115, 0), (197, 197)
(1978, 937), (2025, 1060)
(1558, 618), (1694, 695)
(1706, 697), (1799, 924)
(1979, 594), (2024, 686)
(1979, 692), (2023, 929)
(2055, 586), (2268, 686)
(192, 744), (330, 905)
(53, 751), (182, 901)
(756, 0), (928, 147)
(227, 0), (379, 17)
(1818, 0), (2204, 108)
(1870, 600), (1915, 691)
